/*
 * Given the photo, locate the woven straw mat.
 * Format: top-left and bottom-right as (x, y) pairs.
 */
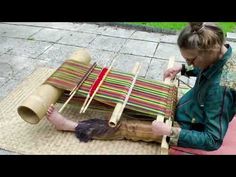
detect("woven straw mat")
(0, 67), (161, 155)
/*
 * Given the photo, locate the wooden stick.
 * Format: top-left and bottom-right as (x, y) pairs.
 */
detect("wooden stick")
(58, 62), (97, 113)
(164, 56), (175, 84)
(59, 88), (77, 113)
(81, 59), (116, 113)
(69, 62), (97, 95)
(160, 119), (172, 154)
(176, 77), (192, 88)
(109, 62), (141, 127)
(79, 94), (90, 113)
(156, 56), (175, 155)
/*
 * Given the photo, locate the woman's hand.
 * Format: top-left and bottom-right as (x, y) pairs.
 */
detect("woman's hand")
(152, 120), (172, 136)
(163, 65), (182, 80)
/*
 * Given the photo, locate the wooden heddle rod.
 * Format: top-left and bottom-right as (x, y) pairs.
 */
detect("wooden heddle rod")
(108, 62), (142, 127)
(58, 62), (97, 113)
(80, 59), (116, 114)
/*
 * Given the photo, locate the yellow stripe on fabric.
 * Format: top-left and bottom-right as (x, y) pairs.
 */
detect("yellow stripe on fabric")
(45, 60), (177, 117)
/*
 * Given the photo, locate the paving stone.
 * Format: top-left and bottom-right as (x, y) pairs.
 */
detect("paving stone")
(160, 34), (178, 43)
(86, 48), (117, 66)
(145, 59), (168, 81)
(13, 60), (49, 81)
(58, 31), (97, 47)
(77, 23), (101, 33)
(0, 36), (19, 54)
(4, 22), (83, 31)
(37, 22), (83, 31)
(6, 38), (53, 58)
(89, 36), (126, 52)
(38, 44), (81, 62)
(98, 26), (135, 38)
(130, 31), (161, 42)
(0, 77), (7, 87)
(0, 62), (14, 79)
(227, 32), (236, 42)
(145, 58), (186, 81)
(0, 54), (37, 74)
(0, 23), (42, 38)
(112, 54), (151, 77)
(0, 54), (49, 82)
(154, 43), (185, 62)
(30, 28), (68, 42)
(120, 39), (157, 57)
(227, 41), (236, 53)
(39, 22), (83, 31)
(0, 78), (21, 99)
(46, 60), (66, 69)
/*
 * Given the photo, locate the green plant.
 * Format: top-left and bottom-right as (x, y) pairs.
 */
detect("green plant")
(127, 22), (236, 33)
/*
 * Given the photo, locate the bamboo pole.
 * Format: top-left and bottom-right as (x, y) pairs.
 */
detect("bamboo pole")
(108, 62), (141, 127)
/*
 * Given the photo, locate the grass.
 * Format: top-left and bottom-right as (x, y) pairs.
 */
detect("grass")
(217, 22), (236, 33)
(127, 22), (236, 33)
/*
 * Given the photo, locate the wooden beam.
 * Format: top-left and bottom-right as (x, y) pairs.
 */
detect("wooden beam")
(157, 56), (176, 155)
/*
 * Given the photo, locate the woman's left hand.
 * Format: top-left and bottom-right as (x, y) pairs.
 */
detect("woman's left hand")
(152, 120), (172, 136)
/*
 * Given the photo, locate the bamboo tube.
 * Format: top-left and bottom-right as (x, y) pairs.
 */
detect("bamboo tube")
(17, 84), (63, 124)
(17, 48), (92, 124)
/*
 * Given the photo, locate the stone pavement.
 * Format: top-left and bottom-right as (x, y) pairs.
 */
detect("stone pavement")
(0, 22), (236, 155)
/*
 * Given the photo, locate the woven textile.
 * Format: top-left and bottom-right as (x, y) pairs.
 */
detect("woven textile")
(45, 60), (178, 119)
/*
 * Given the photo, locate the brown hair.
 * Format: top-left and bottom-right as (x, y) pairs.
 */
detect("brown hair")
(177, 22), (225, 51)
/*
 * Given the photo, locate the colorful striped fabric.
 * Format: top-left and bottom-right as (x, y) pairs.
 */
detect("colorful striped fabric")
(44, 60), (177, 119)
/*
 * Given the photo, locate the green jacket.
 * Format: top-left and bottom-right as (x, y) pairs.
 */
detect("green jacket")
(176, 45), (236, 150)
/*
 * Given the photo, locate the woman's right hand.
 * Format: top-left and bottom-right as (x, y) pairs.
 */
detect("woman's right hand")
(163, 65), (182, 80)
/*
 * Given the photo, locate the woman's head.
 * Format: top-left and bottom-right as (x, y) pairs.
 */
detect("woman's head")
(177, 22), (225, 69)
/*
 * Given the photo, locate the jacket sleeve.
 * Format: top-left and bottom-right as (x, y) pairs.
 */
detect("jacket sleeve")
(181, 64), (200, 77)
(175, 87), (234, 151)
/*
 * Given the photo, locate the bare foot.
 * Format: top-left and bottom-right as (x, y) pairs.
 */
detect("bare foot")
(46, 104), (77, 131)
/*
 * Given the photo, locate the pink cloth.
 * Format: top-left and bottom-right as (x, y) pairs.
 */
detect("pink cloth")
(169, 116), (236, 155)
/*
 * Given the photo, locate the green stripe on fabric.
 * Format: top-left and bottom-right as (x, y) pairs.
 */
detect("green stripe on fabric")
(137, 77), (170, 89)
(133, 86), (169, 98)
(130, 95), (167, 107)
(45, 60), (177, 117)
(126, 103), (165, 116)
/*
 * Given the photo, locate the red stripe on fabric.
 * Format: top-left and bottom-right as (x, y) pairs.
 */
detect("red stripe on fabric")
(128, 97), (166, 112)
(102, 82), (129, 92)
(97, 90), (126, 100)
(80, 85), (126, 100)
(131, 90), (168, 102)
(108, 73), (133, 81)
(80, 84), (128, 96)
(58, 68), (84, 77)
(65, 60), (90, 70)
(46, 78), (75, 89)
(136, 80), (169, 92)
